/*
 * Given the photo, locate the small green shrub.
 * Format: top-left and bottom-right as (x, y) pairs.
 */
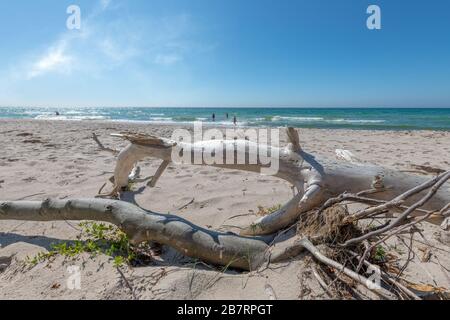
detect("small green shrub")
(27, 222), (152, 267)
(256, 204), (282, 216)
(373, 245), (387, 262)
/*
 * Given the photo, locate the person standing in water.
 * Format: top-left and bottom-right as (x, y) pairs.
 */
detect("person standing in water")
(226, 113), (229, 119)
(233, 115), (237, 126)
(212, 113), (216, 122)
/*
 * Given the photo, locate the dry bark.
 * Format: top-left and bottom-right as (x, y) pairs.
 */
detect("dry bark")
(98, 128), (449, 236)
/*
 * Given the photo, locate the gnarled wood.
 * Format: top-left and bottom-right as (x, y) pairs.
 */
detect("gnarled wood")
(0, 198), (269, 270)
(97, 128), (449, 235)
(0, 198), (397, 298)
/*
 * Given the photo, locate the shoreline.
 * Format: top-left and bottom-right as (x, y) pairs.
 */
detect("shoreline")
(2, 118), (450, 133)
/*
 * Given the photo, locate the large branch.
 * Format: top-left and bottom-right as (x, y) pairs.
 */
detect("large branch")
(342, 171), (450, 247)
(263, 236), (396, 300)
(93, 129), (450, 236)
(0, 198), (270, 270)
(99, 130), (326, 236)
(0, 198), (398, 298)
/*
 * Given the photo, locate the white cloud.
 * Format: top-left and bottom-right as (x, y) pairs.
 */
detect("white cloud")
(9, 2), (204, 83)
(154, 53), (183, 66)
(27, 42), (73, 79)
(100, 0), (112, 10)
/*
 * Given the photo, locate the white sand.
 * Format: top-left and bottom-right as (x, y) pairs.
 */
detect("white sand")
(0, 119), (449, 299)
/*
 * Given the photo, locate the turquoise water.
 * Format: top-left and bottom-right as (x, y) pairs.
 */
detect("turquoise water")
(0, 107), (449, 131)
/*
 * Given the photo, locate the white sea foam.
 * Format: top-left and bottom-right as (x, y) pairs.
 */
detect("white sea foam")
(267, 116), (385, 124)
(35, 115), (107, 121)
(149, 117), (173, 122)
(326, 119), (385, 124)
(271, 116), (324, 122)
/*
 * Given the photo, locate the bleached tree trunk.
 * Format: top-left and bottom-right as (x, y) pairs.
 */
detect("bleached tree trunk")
(0, 198), (269, 270)
(105, 129), (450, 236)
(0, 198), (398, 298)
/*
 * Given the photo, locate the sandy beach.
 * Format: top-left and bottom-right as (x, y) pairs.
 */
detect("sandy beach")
(0, 119), (449, 300)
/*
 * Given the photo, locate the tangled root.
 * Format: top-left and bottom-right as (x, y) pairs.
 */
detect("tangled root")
(297, 204), (362, 246)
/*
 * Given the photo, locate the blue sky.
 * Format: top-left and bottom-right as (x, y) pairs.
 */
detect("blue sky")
(0, 0), (449, 107)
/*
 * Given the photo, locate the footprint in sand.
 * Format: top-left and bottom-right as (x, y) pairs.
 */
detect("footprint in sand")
(225, 171), (242, 175)
(26, 161), (38, 167)
(16, 133), (33, 137)
(175, 174), (193, 179)
(57, 179), (71, 186)
(61, 171), (77, 177)
(23, 139), (44, 144)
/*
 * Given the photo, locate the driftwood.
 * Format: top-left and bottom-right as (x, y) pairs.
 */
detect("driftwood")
(1, 127), (449, 299)
(0, 198), (270, 270)
(0, 198), (397, 298)
(96, 128), (449, 236)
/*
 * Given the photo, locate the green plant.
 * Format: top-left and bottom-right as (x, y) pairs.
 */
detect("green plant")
(373, 245), (387, 262)
(26, 251), (57, 266)
(126, 181), (137, 191)
(27, 222), (152, 267)
(113, 256), (126, 267)
(249, 222), (262, 234)
(256, 204), (282, 216)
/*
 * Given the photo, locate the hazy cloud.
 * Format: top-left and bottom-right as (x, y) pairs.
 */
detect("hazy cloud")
(154, 53), (183, 66)
(100, 0), (112, 10)
(27, 41), (73, 79)
(8, 0), (205, 85)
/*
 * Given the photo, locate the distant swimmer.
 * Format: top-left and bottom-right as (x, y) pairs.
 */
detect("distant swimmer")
(233, 115), (237, 126)
(212, 113), (216, 122)
(226, 113), (229, 119)
(55, 111), (60, 116)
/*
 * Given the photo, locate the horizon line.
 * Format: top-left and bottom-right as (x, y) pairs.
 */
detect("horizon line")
(1, 105), (450, 109)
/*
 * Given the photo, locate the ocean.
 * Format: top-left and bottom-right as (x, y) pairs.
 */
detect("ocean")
(0, 107), (449, 131)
